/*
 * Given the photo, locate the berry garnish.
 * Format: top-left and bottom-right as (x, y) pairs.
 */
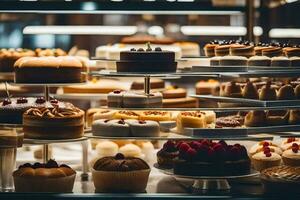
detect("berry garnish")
(190, 141), (201, 150)
(137, 48), (144, 52)
(186, 148), (197, 160)
(288, 138), (296, 143)
(115, 153), (125, 160)
(265, 152), (272, 157)
(130, 48), (136, 51)
(292, 143), (299, 148)
(36, 97), (46, 104)
(50, 99), (58, 104)
(138, 120), (146, 124)
(19, 163), (32, 169)
(262, 141), (269, 147)
(178, 142), (190, 153)
(104, 119), (110, 123)
(2, 98), (11, 106)
(16, 97), (27, 104)
(292, 147), (299, 153)
(45, 159), (59, 168)
(113, 90), (122, 94)
(118, 119), (125, 125)
(218, 140), (227, 147)
(154, 47), (162, 51)
(163, 140), (176, 150)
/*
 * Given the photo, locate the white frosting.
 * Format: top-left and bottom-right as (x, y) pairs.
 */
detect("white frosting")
(119, 144), (143, 158)
(96, 141), (119, 157)
(92, 119), (130, 137)
(125, 119), (160, 137)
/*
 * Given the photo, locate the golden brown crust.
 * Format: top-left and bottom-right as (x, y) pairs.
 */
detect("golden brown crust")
(14, 56), (83, 68)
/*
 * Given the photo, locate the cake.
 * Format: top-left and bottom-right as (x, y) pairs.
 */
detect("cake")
(162, 86), (187, 99)
(0, 97), (68, 124)
(195, 79), (220, 95)
(13, 160), (76, 192)
(290, 56), (300, 67)
(172, 140), (251, 176)
(215, 115), (244, 128)
(107, 90), (163, 108)
(289, 110), (300, 124)
(248, 56), (271, 66)
(214, 44), (230, 57)
(244, 110), (266, 127)
(252, 148), (281, 171)
(271, 56), (290, 67)
(130, 78), (165, 90)
(262, 46), (283, 57)
(266, 110), (289, 126)
(92, 119), (130, 137)
(125, 119), (160, 137)
(139, 111), (172, 122)
(220, 81), (242, 98)
(92, 153), (150, 192)
(219, 56), (248, 66)
(14, 56), (84, 83)
(86, 108), (103, 127)
(277, 84), (296, 100)
(116, 45), (177, 72)
(23, 105), (84, 139)
(254, 44), (270, 56)
(261, 166), (300, 194)
(242, 81), (259, 99)
(230, 44), (255, 57)
(284, 46), (300, 57)
(282, 143), (300, 166)
(0, 48), (35, 72)
(259, 81), (277, 100)
(204, 41), (219, 57)
(157, 140), (179, 168)
(176, 111), (207, 133)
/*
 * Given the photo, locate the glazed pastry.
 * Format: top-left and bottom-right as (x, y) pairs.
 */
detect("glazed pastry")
(220, 81), (242, 98)
(262, 46), (283, 57)
(259, 81), (277, 101)
(139, 111), (172, 122)
(271, 56), (290, 67)
(162, 87), (187, 99)
(290, 56), (300, 67)
(176, 111), (207, 133)
(266, 110), (289, 126)
(261, 165), (300, 194)
(244, 110), (266, 127)
(204, 41), (219, 57)
(252, 148), (281, 171)
(210, 56), (222, 66)
(249, 141), (282, 156)
(281, 138), (300, 150)
(230, 44), (255, 57)
(13, 160), (76, 192)
(215, 115), (244, 128)
(92, 153), (150, 192)
(277, 84), (296, 100)
(282, 143), (300, 166)
(157, 141), (179, 168)
(214, 44), (230, 57)
(125, 119), (160, 137)
(242, 81), (258, 99)
(248, 56), (271, 66)
(114, 110), (140, 120)
(92, 119), (130, 137)
(289, 110), (300, 124)
(219, 56), (248, 66)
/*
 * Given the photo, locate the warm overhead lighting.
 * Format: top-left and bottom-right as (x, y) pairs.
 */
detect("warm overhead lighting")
(23, 26), (138, 35)
(181, 26), (263, 36)
(269, 28), (300, 38)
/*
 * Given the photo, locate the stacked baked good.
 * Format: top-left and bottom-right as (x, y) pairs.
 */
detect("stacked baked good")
(23, 104), (84, 139)
(13, 159), (76, 192)
(92, 153), (150, 192)
(14, 56), (85, 83)
(107, 90), (162, 108)
(157, 140), (251, 176)
(162, 86), (198, 108)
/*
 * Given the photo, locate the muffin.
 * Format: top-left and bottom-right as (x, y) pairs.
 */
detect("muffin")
(252, 148), (281, 171)
(282, 143), (300, 166)
(248, 56), (271, 66)
(13, 159), (76, 192)
(92, 153), (150, 192)
(157, 140), (179, 168)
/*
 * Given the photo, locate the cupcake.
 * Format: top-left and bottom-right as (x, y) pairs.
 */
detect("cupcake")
(282, 143), (300, 166)
(271, 56), (290, 67)
(157, 140), (179, 168)
(252, 148), (281, 171)
(248, 56), (271, 66)
(92, 153), (150, 192)
(219, 56), (248, 66)
(13, 160), (76, 192)
(249, 141), (282, 156)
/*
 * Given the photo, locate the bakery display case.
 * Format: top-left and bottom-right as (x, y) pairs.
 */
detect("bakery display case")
(1, 0), (300, 199)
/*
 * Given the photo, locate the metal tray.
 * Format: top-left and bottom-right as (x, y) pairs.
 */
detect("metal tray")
(23, 136), (88, 145)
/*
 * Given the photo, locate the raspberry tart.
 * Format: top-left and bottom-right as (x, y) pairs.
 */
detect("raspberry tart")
(157, 141), (179, 168)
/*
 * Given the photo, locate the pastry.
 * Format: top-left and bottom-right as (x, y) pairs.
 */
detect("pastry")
(271, 56), (290, 67)
(248, 56), (271, 66)
(249, 141), (282, 156)
(139, 111), (172, 122)
(284, 46), (300, 57)
(176, 111), (206, 133)
(244, 110), (266, 127)
(131, 78), (165, 90)
(114, 110), (140, 120)
(162, 86), (187, 99)
(195, 79), (219, 95)
(23, 105), (84, 139)
(261, 165), (300, 194)
(289, 110), (300, 124)
(172, 140), (250, 176)
(220, 81), (242, 98)
(215, 115), (244, 128)
(204, 41), (219, 57)
(92, 153), (150, 192)
(262, 46), (283, 57)
(219, 56), (248, 66)
(201, 111), (216, 124)
(214, 44), (230, 56)
(254, 44), (270, 56)
(163, 97), (198, 108)
(86, 108), (102, 127)
(242, 81), (258, 99)
(13, 160), (76, 192)
(230, 44), (255, 57)
(119, 144), (144, 158)
(281, 137), (300, 150)
(116, 46), (177, 72)
(92, 119), (130, 137)
(95, 141), (119, 158)
(35, 48), (67, 57)
(290, 56), (300, 67)
(157, 140), (179, 168)
(175, 42), (200, 57)
(282, 143), (300, 166)
(14, 56), (84, 83)
(252, 148), (281, 171)
(126, 119), (160, 137)
(266, 110), (289, 126)
(210, 56), (222, 66)
(107, 90), (124, 107)
(277, 84), (296, 100)
(259, 81), (277, 100)
(92, 110), (116, 121)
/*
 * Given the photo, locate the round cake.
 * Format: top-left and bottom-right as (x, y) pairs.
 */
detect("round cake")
(14, 56), (84, 83)
(23, 105), (84, 139)
(13, 159), (76, 192)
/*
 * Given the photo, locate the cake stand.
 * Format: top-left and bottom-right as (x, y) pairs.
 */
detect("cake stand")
(154, 163), (259, 194)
